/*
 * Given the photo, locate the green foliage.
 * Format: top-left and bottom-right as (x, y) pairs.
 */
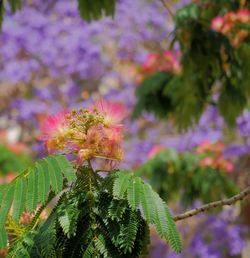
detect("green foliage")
(113, 171), (182, 253)
(0, 1), (4, 30)
(8, 0), (22, 12)
(0, 155), (76, 248)
(0, 0), (22, 29)
(108, 199), (127, 220)
(127, 176), (141, 210)
(12, 177), (26, 221)
(32, 213), (57, 258)
(133, 72), (173, 119)
(175, 3), (200, 26)
(7, 230), (38, 258)
(16, 170), (149, 257)
(0, 144), (31, 175)
(57, 195), (80, 238)
(113, 171), (132, 198)
(134, 1), (250, 130)
(46, 156), (64, 193)
(3, 160), (181, 257)
(236, 43), (250, 94)
(0, 0), (116, 28)
(0, 185), (15, 229)
(218, 81), (246, 125)
(78, 0), (116, 21)
(136, 148), (237, 207)
(7, 213), (58, 258)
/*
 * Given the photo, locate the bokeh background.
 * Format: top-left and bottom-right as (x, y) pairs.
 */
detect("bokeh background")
(0, 0), (250, 257)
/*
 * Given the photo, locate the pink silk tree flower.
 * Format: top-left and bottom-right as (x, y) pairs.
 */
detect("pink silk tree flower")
(77, 124), (124, 164)
(223, 161), (234, 173)
(40, 110), (70, 154)
(77, 149), (95, 164)
(141, 51), (182, 75)
(92, 100), (126, 126)
(199, 157), (214, 167)
(197, 141), (234, 173)
(210, 9), (250, 46)
(104, 125), (123, 143)
(163, 50), (182, 74)
(142, 53), (159, 74)
(211, 16), (224, 31)
(237, 9), (250, 23)
(100, 125), (124, 160)
(40, 101), (125, 165)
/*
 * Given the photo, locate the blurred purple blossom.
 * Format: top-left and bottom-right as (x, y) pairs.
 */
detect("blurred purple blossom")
(150, 208), (246, 258)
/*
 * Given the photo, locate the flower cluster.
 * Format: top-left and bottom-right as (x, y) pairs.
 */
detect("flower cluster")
(196, 140), (234, 173)
(211, 9), (250, 46)
(40, 100), (125, 164)
(40, 110), (70, 154)
(141, 50), (182, 76)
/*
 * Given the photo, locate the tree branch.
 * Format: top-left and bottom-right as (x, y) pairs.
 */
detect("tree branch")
(160, 0), (174, 19)
(173, 185), (250, 221)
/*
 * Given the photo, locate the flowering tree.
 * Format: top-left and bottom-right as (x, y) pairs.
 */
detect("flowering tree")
(1, 99), (250, 257)
(0, 101), (183, 257)
(134, 0), (250, 129)
(0, 0), (250, 257)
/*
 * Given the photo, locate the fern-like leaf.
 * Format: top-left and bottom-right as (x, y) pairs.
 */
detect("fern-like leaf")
(82, 241), (94, 258)
(95, 234), (109, 257)
(0, 184), (15, 247)
(112, 172), (182, 253)
(140, 183), (156, 224)
(127, 177), (142, 210)
(58, 205), (79, 238)
(119, 211), (139, 253)
(34, 213), (57, 258)
(145, 188), (182, 252)
(46, 156), (64, 193)
(53, 155), (76, 182)
(36, 163), (47, 205)
(165, 207), (182, 253)
(26, 168), (38, 212)
(0, 155), (76, 248)
(37, 159), (52, 202)
(113, 172), (131, 198)
(12, 177), (26, 222)
(0, 227), (7, 249)
(108, 199), (127, 221)
(0, 184), (15, 228)
(151, 191), (169, 238)
(0, 185), (7, 203)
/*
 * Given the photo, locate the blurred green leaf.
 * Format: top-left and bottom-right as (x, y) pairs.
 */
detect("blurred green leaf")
(175, 3), (200, 25)
(78, 0), (116, 22)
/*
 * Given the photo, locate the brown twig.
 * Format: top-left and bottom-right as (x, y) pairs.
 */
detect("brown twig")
(173, 185), (250, 221)
(160, 0), (174, 19)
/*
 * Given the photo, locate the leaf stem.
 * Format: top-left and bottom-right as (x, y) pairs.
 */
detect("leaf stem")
(87, 159), (94, 172)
